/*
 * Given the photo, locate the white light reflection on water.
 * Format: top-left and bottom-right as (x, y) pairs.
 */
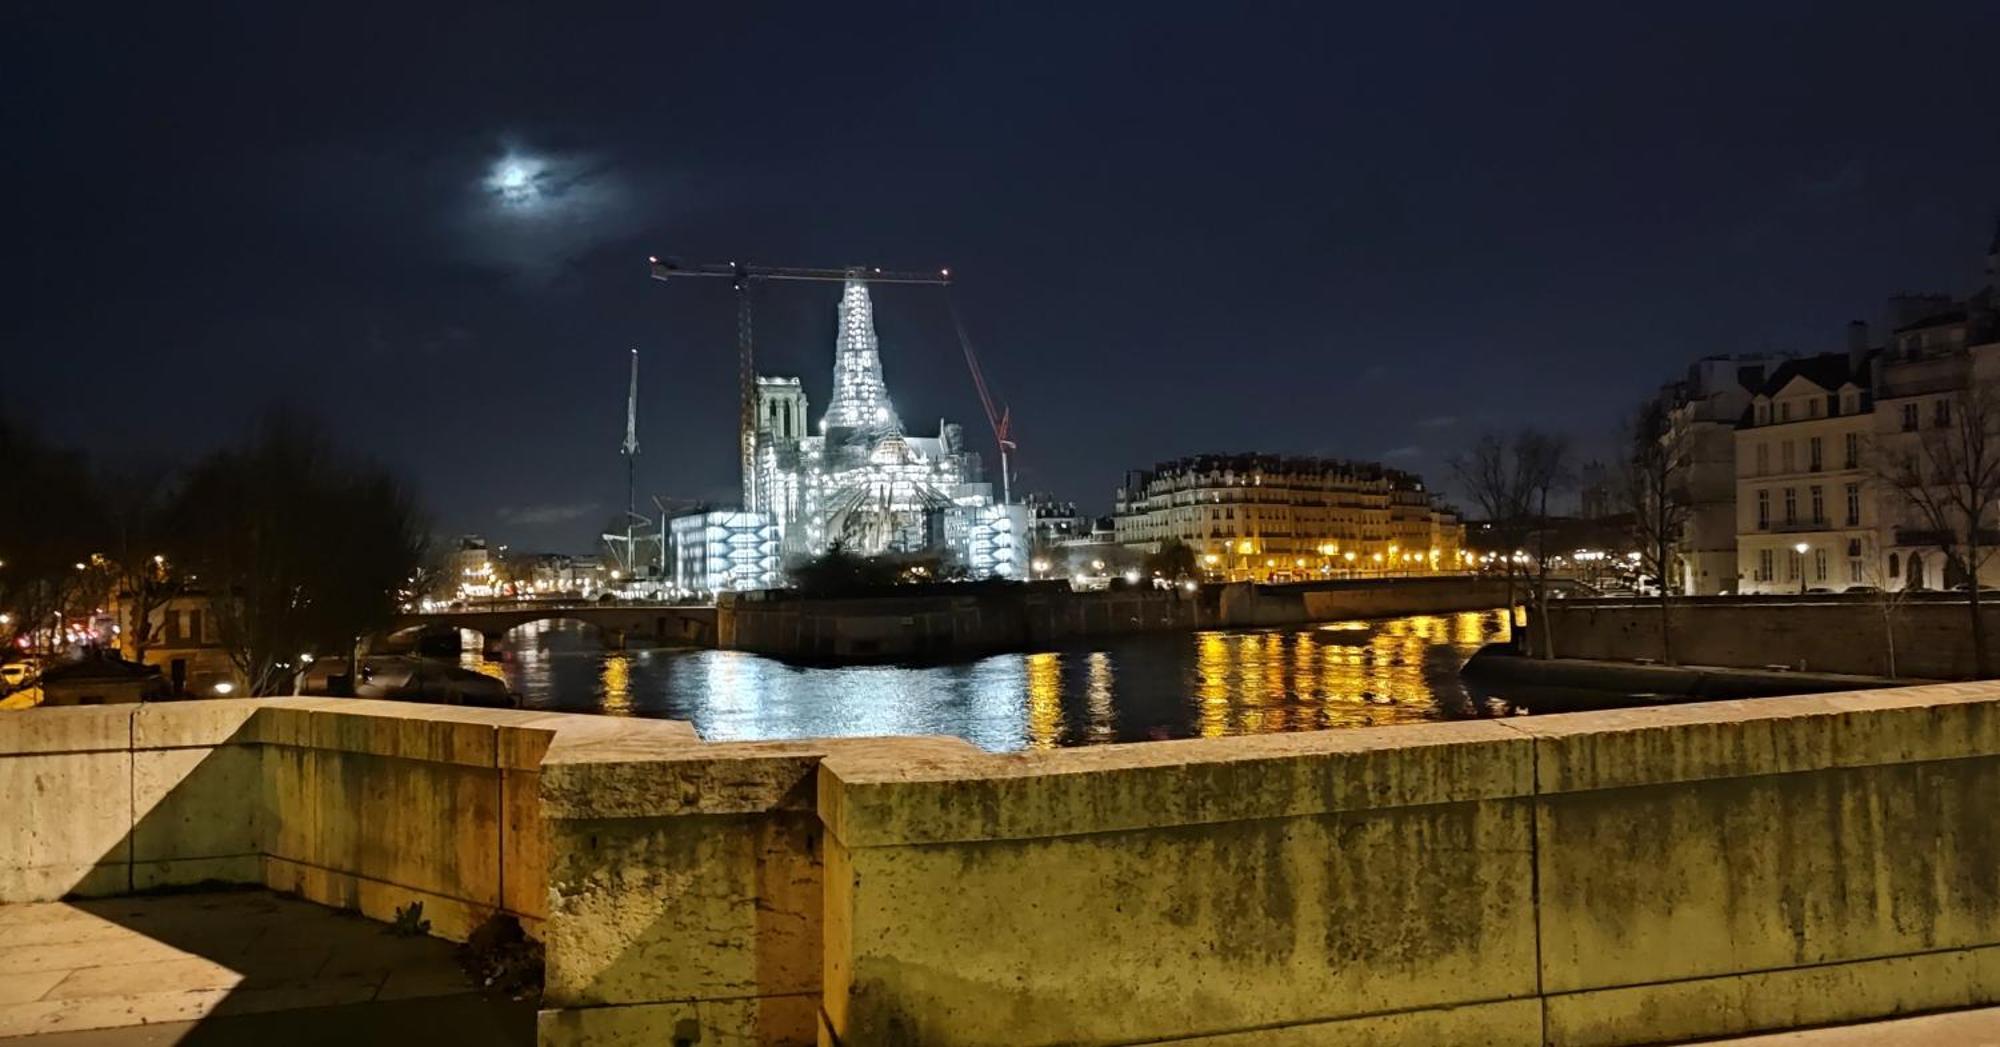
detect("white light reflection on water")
(470, 610), (1519, 752)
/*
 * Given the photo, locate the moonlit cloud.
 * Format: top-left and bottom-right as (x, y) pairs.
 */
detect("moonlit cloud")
(485, 153), (550, 208)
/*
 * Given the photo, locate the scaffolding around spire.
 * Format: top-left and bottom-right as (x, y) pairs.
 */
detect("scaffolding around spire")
(822, 279), (901, 433)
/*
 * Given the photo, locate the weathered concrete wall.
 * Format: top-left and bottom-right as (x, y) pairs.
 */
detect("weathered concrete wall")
(0, 699), (699, 941)
(1535, 595), (2000, 678)
(15, 683), (2000, 1045)
(814, 682), (2000, 1045)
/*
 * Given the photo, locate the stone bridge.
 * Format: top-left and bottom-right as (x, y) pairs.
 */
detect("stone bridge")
(388, 601), (718, 652)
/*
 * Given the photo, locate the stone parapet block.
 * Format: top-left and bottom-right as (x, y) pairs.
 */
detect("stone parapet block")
(1515, 682), (2000, 794)
(818, 721), (1530, 848)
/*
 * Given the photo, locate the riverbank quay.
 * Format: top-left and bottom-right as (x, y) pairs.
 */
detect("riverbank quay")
(11, 686), (2000, 1043)
(1530, 593), (2000, 679)
(1462, 648), (1914, 701)
(719, 574), (1520, 662)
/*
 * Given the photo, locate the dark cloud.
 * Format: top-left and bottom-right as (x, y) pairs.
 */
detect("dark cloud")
(497, 503), (602, 527)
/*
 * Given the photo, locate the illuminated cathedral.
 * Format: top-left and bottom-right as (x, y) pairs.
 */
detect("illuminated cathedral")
(676, 278), (1025, 593)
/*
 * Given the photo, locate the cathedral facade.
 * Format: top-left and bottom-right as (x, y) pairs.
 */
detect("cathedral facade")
(747, 279), (1026, 581)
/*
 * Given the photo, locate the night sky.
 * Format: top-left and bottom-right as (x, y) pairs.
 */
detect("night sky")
(5, 3), (1997, 551)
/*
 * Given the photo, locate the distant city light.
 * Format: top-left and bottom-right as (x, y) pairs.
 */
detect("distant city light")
(213, 682), (236, 695)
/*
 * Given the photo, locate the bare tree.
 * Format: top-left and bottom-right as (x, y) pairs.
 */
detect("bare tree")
(0, 414), (108, 652)
(1854, 536), (1915, 678)
(166, 414), (428, 695)
(1623, 397), (1694, 664)
(1451, 433), (1529, 635)
(1517, 431), (1574, 660)
(1877, 379), (2000, 677)
(1452, 429), (1571, 658)
(100, 468), (186, 666)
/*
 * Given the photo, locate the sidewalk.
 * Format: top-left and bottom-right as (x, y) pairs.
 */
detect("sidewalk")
(1697, 1008), (2000, 1045)
(0, 889), (531, 1044)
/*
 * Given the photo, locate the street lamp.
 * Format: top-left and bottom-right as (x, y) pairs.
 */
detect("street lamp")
(1793, 541), (1810, 595)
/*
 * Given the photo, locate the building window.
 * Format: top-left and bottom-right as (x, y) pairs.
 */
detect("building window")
(1936, 398), (1952, 428)
(1756, 403), (1771, 425)
(1842, 392), (1858, 415)
(1814, 548), (1827, 582)
(1889, 553), (1900, 579)
(1757, 490), (1770, 529)
(1758, 548), (1774, 582)
(1809, 436), (1823, 472)
(1784, 488), (1797, 525)
(1903, 403), (1919, 431)
(1810, 485), (1824, 525)
(1850, 558), (1864, 584)
(1755, 442), (1769, 476)
(1844, 432), (1859, 469)
(1782, 441), (1795, 473)
(1780, 402), (1793, 422)
(1786, 551), (1799, 581)
(1810, 399), (1823, 419)
(1845, 483), (1859, 526)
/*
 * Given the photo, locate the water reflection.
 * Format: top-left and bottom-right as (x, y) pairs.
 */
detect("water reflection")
(468, 610), (1520, 752)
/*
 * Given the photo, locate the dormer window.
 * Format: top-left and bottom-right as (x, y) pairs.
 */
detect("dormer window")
(1779, 401), (1792, 423)
(1755, 402), (1771, 425)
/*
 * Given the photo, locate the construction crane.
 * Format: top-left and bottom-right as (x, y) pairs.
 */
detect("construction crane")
(645, 257), (958, 512)
(945, 295), (1016, 504)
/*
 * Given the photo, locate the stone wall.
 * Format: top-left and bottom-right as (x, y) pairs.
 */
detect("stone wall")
(814, 682), (2000, 1045)
(1534, 595), (2000, 678)
(15, 684), (2000, 1045)
(721, 576), (1516, 662)
(0, 698), (693, 940)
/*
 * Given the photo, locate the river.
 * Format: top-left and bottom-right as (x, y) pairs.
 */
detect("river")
(453, 609), (1579, 752)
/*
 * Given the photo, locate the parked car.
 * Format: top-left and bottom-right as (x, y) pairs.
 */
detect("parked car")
(1844, 584), (1882, 594)
(0, 658), (41, 692)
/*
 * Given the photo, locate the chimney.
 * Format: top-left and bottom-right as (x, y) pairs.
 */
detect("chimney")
(1846, 319), (1870, 368)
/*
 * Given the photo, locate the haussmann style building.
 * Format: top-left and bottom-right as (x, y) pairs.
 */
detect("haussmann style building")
(1113, 453), (1465, 582)
(1733, 225), (2000, 594)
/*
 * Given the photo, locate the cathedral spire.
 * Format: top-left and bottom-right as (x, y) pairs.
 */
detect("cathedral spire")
(823, 278), (901, 432)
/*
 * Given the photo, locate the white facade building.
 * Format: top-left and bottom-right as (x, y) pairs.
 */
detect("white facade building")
(670, 511), (780, 595)
(742, 278), (1027, 580)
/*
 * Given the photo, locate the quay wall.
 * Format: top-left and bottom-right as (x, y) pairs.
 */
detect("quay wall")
(1534, 595), (2000, 678)
(13, 683), (2000, 1044)
(721, 575), (1517, 661)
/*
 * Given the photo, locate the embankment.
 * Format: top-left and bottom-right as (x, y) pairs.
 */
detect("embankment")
(720, 575), (1518, 662)
(1533, 594), (2000, 678)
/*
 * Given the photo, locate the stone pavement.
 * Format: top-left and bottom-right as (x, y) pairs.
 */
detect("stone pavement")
(0, 889), (531, 1044)
(1695, 1008), (2000, 1045)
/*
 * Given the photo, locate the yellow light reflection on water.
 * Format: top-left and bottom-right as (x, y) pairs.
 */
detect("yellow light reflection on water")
(599, 652), (634, 716)
(1085, 652), (1115, 743)
(1196, 632), (1231, 738)
(1025, 652), (1064, 749)
(457, 629), (509, 684)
